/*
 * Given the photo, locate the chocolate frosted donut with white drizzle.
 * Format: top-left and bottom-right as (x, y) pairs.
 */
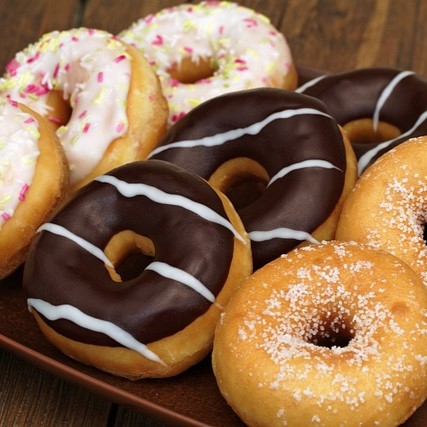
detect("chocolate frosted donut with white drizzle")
(23, 159), (252, 379)
(149, 88), (357, 269)
(297, 67), (427, 174)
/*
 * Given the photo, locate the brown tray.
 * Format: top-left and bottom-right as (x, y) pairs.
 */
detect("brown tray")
(1, 268), (427, 427)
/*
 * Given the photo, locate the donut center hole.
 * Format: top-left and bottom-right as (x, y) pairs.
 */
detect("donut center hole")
(168, 56), (216, 84)
(209, 158), (269, 210)
(308, 316), (354, 348)
(45, 90), (73, 128)
(104, 231), (155, 282)
(343, 118), (400, 145)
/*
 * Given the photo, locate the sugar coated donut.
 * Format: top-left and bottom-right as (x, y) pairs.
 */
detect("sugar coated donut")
(23, 159), (252, 379)
(0, 28), (168, 189)
(149, 88), (357, 269)
(336, 136), (427, 285)
(212, 241), (427, 427)
(119, 1), (297, 125)
(0, 99), (68, 279)
(297, 68), (427, 174)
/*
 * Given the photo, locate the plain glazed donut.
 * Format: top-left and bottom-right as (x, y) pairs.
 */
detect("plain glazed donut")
(119, 1), (297, 125)
(297, 67), (427, 174)
(23, 159), (252, 379)
(336, 136), (427, 285)
(0, 28), (168, 189)
(149, 88), (357, 269)
(0, 99), (68, 279)
(212, 241), (427, 427)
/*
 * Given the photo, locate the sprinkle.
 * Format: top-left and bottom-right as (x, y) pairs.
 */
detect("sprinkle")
(24, 117), (35, 125)
(114, 54), (126, 63)
(26, 51), (40, 64)
(19, 184), (30, 201)
(53, 63), (60, 79)
(83, 122), (91, 133)
(78, 110), (87, 119)
(243, 18), (258, 28)
(5, 58), (20, 76)
(116, 122), (125, 133)
(48, 116), (62, 125)
(1, 213), (10, 221)
(152, 34), (164, 46)
(97, 71), (104, 83)
(71, 36), (79, 42)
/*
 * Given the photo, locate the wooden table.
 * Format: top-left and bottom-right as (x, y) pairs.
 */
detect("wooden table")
(0, 0), (426, 426)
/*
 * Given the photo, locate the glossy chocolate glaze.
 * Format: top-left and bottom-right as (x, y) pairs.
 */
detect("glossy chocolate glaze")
(23, 160), (234, 346)
(298, 68), (427, 171)
(150, 88), (346, 269)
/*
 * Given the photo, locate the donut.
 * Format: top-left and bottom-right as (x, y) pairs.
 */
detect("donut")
(212, 241), (427, 426)
(336, 136), (427, 285)
(0, 28), (168, 190)
(22, 159), (252, 379)
(118, 1), (297, 126)
(149, 88), (358, 269)
(296, 67), (427, 174)
(0, 99), (68, 279)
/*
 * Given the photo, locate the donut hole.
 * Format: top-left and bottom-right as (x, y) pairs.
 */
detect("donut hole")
(46, 90), (72, 128)
(209, 158), (269, 210)
(307, 314), (354, 349)
(343, 118), (400, 145)
(104, 230), (155, 282)
(168, 56), (217, 84)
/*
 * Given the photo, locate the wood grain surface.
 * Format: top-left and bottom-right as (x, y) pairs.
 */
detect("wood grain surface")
(0, 0), (426, 426)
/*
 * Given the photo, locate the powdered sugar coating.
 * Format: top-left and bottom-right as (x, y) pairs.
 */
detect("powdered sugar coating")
(119, 1), (293, 125)
(213, 241), (427, 426)
(337, 136), (427, 286)
(0, 100), (40, 227)
(0, 28), (131, 184)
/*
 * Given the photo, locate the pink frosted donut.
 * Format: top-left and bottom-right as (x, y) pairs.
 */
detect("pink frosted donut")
(0, 28), (167, 189)
(119, 1), (297, 125)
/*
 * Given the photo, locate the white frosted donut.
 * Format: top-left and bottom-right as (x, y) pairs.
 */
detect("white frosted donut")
(0, 28), (168, 189)
(0, 99), (68, 278)
(119, 1), (297, 125)
(212, 241), (427, 426)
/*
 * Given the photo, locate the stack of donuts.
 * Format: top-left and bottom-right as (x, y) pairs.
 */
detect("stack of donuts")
(0, 1), (426, 426)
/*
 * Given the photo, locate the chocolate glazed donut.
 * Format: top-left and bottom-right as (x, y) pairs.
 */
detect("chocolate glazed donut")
(149, 88), (356, 269)
(23, 160), (252, 378)
(297, 68), (427, 174)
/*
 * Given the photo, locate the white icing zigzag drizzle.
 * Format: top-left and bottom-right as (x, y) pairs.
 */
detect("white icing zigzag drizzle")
(249, 228), (319, 244)
(27, 298), (166, 365)
(268, 159), (342, 186)
(37, 223), (114, 268)
(147, 107), (333, 157)
(95, 174), (245, 242)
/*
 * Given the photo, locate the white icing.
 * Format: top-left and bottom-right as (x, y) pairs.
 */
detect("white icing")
(0, 100), (40, 227)
(118, 1), (294, 125)
(95, 174), (245, 242)
(249, 228), (319, 244)
(358, 110), (427, 174)
(0, 28), (131, 184)
(146, 261), (216, 302)
(38, 223), (113, 268)
(27, 298), (165, 365)
(372, 70), (415, 131)
(268, 159), (342, 186)
(148, 107), (332, 157)
(295, 75), (326, 93)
